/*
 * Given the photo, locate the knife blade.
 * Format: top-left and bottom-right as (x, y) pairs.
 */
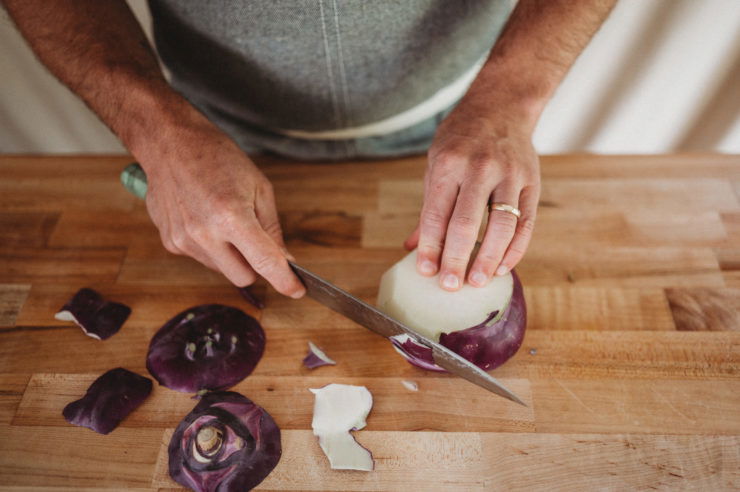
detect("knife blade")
(289, 262), (526, 406)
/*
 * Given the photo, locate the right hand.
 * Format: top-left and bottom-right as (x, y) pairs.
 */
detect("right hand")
(139, 118), (305, 299)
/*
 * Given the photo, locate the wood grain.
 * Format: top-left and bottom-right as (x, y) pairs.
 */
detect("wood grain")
(1, 153), (739, 491)
(152, 430), (740, 491)
(13, 374), (534, 432)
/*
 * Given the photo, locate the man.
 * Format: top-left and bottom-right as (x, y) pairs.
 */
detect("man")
(3, 0), (615, 299)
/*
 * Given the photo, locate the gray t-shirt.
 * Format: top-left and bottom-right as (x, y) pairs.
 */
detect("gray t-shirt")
(148, 0), (513, 159)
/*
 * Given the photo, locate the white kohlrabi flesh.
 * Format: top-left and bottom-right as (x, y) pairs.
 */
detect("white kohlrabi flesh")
(309, 383), (374, 471)
(377, 249), (527, 372)
(302, 341), (337, 369)
(377, 251), (513, 339)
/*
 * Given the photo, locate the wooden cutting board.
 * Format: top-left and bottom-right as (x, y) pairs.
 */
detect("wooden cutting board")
(0, 154), (738, 491)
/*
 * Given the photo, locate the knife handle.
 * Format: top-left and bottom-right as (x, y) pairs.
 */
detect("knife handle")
(120, 162), (148, 199)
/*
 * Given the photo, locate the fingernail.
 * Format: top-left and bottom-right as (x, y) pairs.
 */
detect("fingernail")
(290, 289), (305, 299)
(471, 271), (488, 286)
(495, 265), (509, 276)
(419, 260), (437, 275)
(442, 273), (459, 290)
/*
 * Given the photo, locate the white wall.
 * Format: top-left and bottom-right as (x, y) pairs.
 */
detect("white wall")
(1, 0), (739, 154)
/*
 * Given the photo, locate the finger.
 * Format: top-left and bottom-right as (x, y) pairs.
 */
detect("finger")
(498, 185), (540, 273)
(416, 167), (461, 277)
(156, 217), (182, 256)
(403, 224), (420, 251)
(437, 181), (490, 291)
(254, 181), (289, 254)
(183, 239), (221, 272)
(468, 181), (521, 286)
(231, 216), (306, 298)
(206, 241), (259, 287)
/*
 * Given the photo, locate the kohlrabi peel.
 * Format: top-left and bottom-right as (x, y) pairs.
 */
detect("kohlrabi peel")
(55, 288), (131, 340)
(310, 383), (374, 471)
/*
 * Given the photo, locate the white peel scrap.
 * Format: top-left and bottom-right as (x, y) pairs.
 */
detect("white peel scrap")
(54, 310), (102, 340)
(309, 383), (374, 471)
(401, 380), (418, 391)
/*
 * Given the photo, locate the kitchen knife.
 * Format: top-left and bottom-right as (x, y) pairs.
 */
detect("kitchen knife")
(289, 262), (526, 406)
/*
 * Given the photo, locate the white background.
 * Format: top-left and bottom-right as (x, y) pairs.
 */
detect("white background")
(1, 0), (739, 154)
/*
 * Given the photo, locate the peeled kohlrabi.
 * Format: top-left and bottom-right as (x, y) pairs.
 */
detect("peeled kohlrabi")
(54, 288), (131, 340)
(310, 383), (374, 471)
(146, 305), (265, 393)
(169, 391), (281, 492)
(377, 250), (526, 372)
(63, 367), (152, 434)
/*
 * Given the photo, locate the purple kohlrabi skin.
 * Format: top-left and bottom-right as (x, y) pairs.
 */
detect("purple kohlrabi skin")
(389, 335), (445, 372)
(391, 270), (527, 372)
(62, 367), (152, 434)
(146, 305), (265, 394)
(168, 391), (281, 492)
(302, 342), (336, 369)
(237, 286), (265, 310)
(55, 288), (131, 340)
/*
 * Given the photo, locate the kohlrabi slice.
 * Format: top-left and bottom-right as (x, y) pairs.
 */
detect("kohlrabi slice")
(168, 391), (281, 492)
(146, 305), (265, 394)
(309, 383), (374, 471)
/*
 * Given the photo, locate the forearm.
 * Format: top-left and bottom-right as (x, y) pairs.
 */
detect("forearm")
(463, 0), (617, 129)
(2, 0), (205, 167)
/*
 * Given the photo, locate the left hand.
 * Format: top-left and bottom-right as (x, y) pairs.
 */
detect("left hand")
(404, 102), (541, 291)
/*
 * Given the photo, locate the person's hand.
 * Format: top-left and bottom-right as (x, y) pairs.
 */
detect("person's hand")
(404, 102), (540, 291)
(140, 118), (305, 298)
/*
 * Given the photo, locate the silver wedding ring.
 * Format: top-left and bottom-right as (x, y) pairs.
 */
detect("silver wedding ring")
(488, 202), (521, 218)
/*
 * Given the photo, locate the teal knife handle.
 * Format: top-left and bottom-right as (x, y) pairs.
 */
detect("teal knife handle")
(120, 162), (148, 199)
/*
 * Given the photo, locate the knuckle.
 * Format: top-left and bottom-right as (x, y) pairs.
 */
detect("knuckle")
(421, 209), (448, 229)
(262, 220), (283, 238)
(469, 155), (496, 178)
(418, 243), (442, 258)
(214, 208), (247, 234)
(476, 250), (502, 265)
(521, 169), (540, 185)
(250, 253), (281, 275)
(259, 179), (274, 195)
(214, 208), (238, 227)
(518, 217), (536, 236)
(506, 243), (527, 260)
(442, 251), (469, 268)
(170, 232), (188, 252)
(451, 213), (478, 230)
(491, 213), (518, 233)
(185, 223), (209, 242)
(433, 149), (464, 169)
(162, 238), (179, 254)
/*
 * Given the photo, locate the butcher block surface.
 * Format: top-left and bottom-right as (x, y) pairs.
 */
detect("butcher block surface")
(0, 153), (739, 491)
